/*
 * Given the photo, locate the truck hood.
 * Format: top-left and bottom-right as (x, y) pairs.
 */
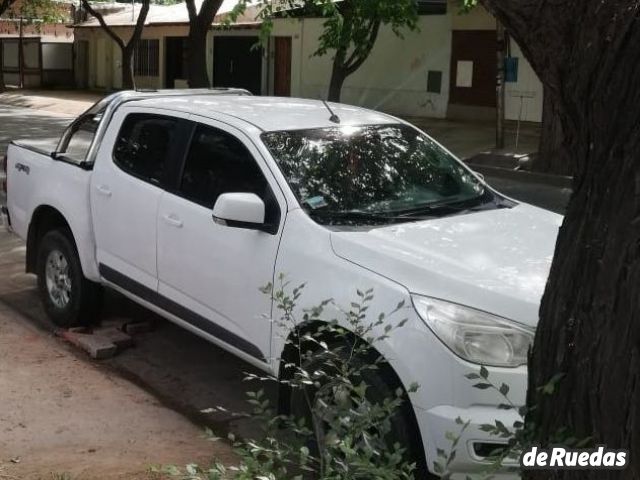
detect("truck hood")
(330, 204), (562, 328)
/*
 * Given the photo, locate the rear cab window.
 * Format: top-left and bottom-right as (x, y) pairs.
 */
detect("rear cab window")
(56, 107), (105, 165)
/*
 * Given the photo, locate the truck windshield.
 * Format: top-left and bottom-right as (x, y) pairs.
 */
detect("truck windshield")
(262, 124), (492, 226)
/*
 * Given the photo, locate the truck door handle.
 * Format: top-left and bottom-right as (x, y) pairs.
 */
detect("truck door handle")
(95, 184), (112, 197)
(162, 213), (183, 228)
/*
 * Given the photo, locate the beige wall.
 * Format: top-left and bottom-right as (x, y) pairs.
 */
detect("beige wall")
(272, 14), (454, 118)
(73, 6), (543, 122)
(504, 39), (543, 122)
(75, 25), (185, 90)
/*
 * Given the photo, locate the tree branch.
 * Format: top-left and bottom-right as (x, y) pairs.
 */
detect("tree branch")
(81, 0), (126, 51)
(187, 0), (224, 30)
(0, 0), (13, 16)
(344, 19), (380, 75)
(184, 0), (197, 23)
(124, 0), (150, 54)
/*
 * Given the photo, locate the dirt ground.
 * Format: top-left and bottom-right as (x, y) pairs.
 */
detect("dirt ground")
(0, 231), (237, 480)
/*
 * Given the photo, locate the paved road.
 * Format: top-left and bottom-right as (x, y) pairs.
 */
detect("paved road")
(0, 104), (570, 446)
(485, 175), (570, 214)
(0, 247), (232, 478)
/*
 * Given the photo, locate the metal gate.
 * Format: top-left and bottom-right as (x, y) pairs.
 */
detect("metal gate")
(0, 37), (73, 88)
(1, 37), (41, 87)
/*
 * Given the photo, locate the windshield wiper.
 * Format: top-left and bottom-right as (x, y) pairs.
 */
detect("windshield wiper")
(392, 193), (508, 217)
(308, 210), (416, 225)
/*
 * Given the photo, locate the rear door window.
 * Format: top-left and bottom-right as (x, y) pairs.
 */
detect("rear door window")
(113, 113), (180, 186)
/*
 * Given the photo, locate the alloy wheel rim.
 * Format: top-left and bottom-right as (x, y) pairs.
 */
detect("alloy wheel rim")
(45, 249), (72, 309)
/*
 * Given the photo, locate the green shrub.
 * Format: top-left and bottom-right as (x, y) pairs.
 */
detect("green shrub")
(156, 277), (418, 479)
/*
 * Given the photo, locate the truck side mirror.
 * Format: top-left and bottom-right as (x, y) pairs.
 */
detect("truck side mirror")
(212, 193), (268, 232)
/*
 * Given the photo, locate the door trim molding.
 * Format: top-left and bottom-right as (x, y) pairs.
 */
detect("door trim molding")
(99, 263), (266, 362)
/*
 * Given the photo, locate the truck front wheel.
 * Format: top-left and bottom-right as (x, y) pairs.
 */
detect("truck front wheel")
(36, 229), (102, 328)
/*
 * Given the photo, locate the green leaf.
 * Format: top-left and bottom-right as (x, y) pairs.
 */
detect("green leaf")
(479, 366), (489, 379)
(473, 382), (492, 390)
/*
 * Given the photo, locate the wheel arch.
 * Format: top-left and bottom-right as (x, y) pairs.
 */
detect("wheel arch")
(26, 205), (77, 274)
(276, 318), (428, 474)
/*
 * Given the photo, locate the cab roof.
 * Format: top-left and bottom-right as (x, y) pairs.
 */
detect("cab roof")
(128, 95), (399, 132)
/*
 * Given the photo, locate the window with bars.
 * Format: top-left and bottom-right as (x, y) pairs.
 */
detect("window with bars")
(134, 39), (160, 77)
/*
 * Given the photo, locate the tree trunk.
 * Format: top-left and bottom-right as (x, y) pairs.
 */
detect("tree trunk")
(121, 46), (134, 90)
(495, 22), (506, 149)
(524, 100), (640, 480)
(0, 71), (5, 92)
(531, 88), (571, 175)
(187, 24), (210, 88)
(328, 64), (347, 102)
(477, 2), (640, 479)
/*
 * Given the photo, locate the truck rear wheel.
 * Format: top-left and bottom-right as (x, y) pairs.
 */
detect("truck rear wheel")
(36, 229), (102, 328)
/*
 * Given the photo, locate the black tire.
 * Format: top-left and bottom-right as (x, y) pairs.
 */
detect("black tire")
(288, 339), (433, 479)
(36, 229), (102, 328)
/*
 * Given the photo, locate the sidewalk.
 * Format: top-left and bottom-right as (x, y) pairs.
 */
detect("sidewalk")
(0, 229), (236, 479)
(0, 88), (103, 116)
(406, 116), (541, 160)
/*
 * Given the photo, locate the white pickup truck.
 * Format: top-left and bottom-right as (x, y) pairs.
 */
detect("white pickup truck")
(1, 90), (561, 478)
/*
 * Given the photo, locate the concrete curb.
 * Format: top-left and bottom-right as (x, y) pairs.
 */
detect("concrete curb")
(467, 163), (573, 189)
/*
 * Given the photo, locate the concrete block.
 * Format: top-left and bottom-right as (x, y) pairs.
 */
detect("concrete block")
(123, 321), (154, 335)
(68, 326), (91, 334)
(56, 330), (118, 359)
(99, 317), (129, 330)
(75, 334), (118, 360)
(93, 327), (134, 349)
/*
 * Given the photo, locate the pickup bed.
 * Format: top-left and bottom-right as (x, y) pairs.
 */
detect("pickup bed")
(1, 89), (561, 478)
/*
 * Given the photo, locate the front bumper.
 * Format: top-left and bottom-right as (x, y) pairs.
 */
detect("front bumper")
(1, 205), (12, 232)
(394, 318), (527, 479)
(419, 404), (521, 479)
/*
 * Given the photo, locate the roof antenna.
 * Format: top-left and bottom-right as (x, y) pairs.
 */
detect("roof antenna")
(323, 100), (341, 124)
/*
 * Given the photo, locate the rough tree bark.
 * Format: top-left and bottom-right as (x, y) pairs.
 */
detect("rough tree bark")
(327, 2), (380, 102)
(532, 87), (572, 176)
(81, 0), (150, 89)
(480, 1), (640, 479)
(185, 0), (224, 88)
(0, 0), (19, 92)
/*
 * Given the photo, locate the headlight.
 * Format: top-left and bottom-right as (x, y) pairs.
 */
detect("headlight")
(412, 295), (534, 368)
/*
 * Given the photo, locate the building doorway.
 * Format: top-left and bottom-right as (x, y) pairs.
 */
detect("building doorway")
(213, 36), (262, 94)
(165, 37), (188, 89)
(76, 40), (89, 89)
(448, 30), (497, 120)
(273, 36), (291, 96)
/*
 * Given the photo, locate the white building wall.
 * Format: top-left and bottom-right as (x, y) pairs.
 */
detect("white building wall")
(504, 39), (543, 123)
(274, 14), (453, 118)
